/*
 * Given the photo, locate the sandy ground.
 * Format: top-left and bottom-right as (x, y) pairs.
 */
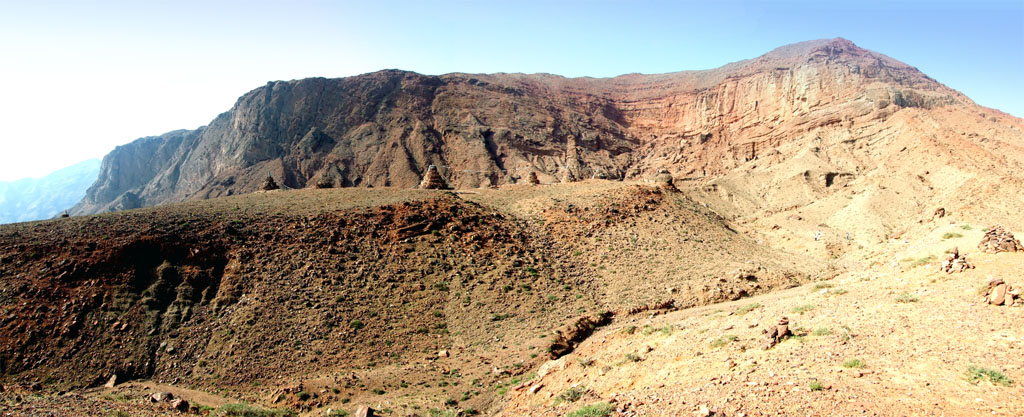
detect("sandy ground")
(496, 225), (1023, 416)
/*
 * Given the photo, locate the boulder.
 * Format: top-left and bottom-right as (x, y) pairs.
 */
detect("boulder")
(149, 392), (173, 403)
(103, 374), (118, 388)
(170, 398), (190, 412)
(984, 279), (1020, 306)
(355, 406), (375, 417)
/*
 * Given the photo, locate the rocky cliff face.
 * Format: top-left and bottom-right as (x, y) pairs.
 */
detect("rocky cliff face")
(71, 38), (1024, 215)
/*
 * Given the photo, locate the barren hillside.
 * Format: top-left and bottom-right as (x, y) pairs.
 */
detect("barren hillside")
(2, 182), (813, 416)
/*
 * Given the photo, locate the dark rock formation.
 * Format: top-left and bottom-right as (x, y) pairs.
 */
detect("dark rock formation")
(260, 175), (280, 191)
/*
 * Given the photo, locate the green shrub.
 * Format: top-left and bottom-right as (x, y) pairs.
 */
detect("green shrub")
(555, 385), (588, 404)
(942, 232), (963, 240)
(566, 403), (615, 417)
(809, 380), (824, 391)
(349, 320), (364, 329)
(967, 366), (1013, 386)
(895, 293), (919, 303)
(842, 358), (865, 368)
(791, 304), (816, 314)
(735, 303), (761, 315)
(641, 324), (672, 336)
(910, 255), (936, 267)
(710, 334), (738, 348)
(812, 327), (833, 336)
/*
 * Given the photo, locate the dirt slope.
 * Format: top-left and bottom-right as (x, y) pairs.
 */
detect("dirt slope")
(496, 221), (1024, 417)
(1, 182), (811, 416)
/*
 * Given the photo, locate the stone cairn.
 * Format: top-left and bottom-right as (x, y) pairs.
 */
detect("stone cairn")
(261, 174), (280, 191)
(314, 177), (334, 189)
(419, 165), (451, 190)
(978, 226), (1023, 253)
(527, 171), (540, 185)
(939, 247), (974, 273)
(983, 279), (1021, 307)
(763, 317), (792, 349)
(654, 169), (676, 191)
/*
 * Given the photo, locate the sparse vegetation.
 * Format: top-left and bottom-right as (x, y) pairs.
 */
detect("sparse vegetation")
(710, 334), (738, 347)
(809, 380), (825, 391)
(960, 224), (972, 230)
(565, 403), (615, 417)
(101, 393), (130, 402)
(895, 293), (919, 303)
(942, 232), (963, 240)
(735, 303), (761, 315)
(217, 403), (298, 417)
(967, 366), (1013, 386)
(842, 358), (865, 368)
(812, 327), (833, 336)
(555, 385), (588, 404)
(641, 324), (672, 336)
(905, 254), (937, 267)
(791, 304), (816, 314)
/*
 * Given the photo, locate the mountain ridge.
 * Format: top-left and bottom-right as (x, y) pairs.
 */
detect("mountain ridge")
(70, 38), (1021, 218)
(0, 159), (100, 224)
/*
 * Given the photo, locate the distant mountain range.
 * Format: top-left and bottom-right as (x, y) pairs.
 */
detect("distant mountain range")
(0, 159), (100, 224)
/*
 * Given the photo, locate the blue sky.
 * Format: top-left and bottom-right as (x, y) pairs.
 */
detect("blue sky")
(0, 0), (1021, 181)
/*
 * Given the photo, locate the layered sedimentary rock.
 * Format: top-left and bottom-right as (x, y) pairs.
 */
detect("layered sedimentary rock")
(71, 38), (1024, 217)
